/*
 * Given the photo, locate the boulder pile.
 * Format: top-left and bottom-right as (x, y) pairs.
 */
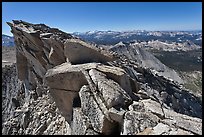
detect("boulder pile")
(2, 20), (202, 135)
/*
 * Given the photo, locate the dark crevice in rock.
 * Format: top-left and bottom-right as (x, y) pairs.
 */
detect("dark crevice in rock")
(49, 88), (77, 93)
(73, 94), (81, 108)
(12, 98), (20, 109)
(108, 122), (121, 135)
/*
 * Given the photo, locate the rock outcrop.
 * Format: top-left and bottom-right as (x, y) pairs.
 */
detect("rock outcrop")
(109, 41), (184, 84)
(2, 20), (202, 135)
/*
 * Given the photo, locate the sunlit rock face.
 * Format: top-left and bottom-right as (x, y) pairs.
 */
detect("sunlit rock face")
(2, 20), (201, 135)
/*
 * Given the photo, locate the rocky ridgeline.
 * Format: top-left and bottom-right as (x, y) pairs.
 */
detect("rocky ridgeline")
(108, 41), (184, 84)
(2, 20), (202, 135)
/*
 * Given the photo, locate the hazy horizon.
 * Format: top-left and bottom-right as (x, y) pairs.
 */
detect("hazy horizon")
(3, 29), (202, 37)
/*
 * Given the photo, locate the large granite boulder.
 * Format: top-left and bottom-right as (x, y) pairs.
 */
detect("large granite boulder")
(4, 20), (202, 135)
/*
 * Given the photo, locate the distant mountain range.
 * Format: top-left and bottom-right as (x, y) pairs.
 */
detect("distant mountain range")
(2, 30), (202, 48)
(72, 30), (202, 46)
(2, 34), (15, 46)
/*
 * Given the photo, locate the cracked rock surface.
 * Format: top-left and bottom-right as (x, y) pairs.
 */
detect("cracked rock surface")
(2, 20), (202, 135)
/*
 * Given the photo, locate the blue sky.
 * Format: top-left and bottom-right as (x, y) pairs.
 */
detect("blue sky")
(2, 2), (202, 36)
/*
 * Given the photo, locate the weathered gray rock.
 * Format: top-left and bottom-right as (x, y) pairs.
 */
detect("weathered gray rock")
(89, 69), (132, 109)
(128, 101), (145, 112)
(79, 85), (117, 135)
(108, 107), (126, 124)
(141, 99), (202, 135)
(45, 62), (135, 96)
(21, 110), (30, 129)
(45, 63), (88, 91)
(48, 88), (78, 123)
(3, 20), (202, 135)
(64, 39), (115, 64)
(149, 123), (193, 135)
(41, 37), (66, 66)
(162, 111), (202, 135)
(135, 122), (194, 135)
(85, 128), (100, 135)
(169, 128), (194, 135)
(141, 99), (165, 118)
(109, 43), (184, 84)
(34, 122), (47, 135)
(7, 20), (72, 90)
(121, 111), (160, 135)
(71, 108), (91, 135)
(150, 123), (170, 135)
